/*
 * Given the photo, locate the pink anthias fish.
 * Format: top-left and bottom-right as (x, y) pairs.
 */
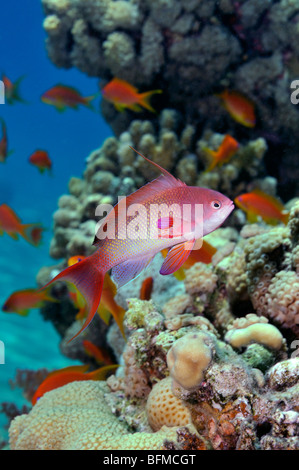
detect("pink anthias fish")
(42, 148), (234, 341)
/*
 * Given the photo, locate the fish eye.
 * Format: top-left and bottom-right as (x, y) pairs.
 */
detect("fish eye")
(211, 200), (221, 209)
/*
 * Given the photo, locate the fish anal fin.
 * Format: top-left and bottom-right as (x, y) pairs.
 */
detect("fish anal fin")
(112, 254), (154, 289)
(247, 211), (259, 223)
(128, 103), (143, 112)
(160, 239), (195, 275)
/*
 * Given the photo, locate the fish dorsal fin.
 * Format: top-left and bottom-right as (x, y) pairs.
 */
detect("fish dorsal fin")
(113, 78), (139, 94)
(251, 189), (285, 210)
(46, 365), (90, 379)
(0, 204), (22, 224)
(93, 149), (185, 247)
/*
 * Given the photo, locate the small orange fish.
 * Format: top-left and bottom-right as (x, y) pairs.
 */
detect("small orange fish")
(0, 203), (44, 246)
(2, 288), (57, 316)
(217, 90), (256, 128)
(83, 340), (114, 365)
(234, 189), (289, 225)
(68, 256), (126, 339)
(203, 135), (239, 171)
(101, 78), (162, 113)
(161, 239), (217, 280)
(140, 277), (154, 301)
(31, 364), (119, 405)
(2, 74), (25, 105)
(41, 84), (96, 112)
(29, 150), (52, 174)
(0, 119), (12, 163)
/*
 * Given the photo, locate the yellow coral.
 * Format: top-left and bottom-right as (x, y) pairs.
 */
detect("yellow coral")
(9, 381), (191, 450)
(146, 377), (192, 431)
(225, 314), (283, 350)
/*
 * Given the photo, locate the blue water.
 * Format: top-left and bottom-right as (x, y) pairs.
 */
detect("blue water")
(0, 0), (111, 434)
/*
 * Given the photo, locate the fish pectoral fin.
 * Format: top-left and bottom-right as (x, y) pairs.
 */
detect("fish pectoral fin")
(112, 254), (155, 289)
(160, 239), (195, 276)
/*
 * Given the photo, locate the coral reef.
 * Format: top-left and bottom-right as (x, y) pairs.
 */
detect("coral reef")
(41, 0), (299, 195)
(12, 1), (298, 451)
(9, 381), (200, 450)
(10, 297), (299, 450)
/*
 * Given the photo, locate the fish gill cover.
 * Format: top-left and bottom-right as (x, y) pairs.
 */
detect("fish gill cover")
(0, 0), (299, 451)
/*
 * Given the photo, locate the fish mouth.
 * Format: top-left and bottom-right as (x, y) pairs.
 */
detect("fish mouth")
(223, 201), (235, 220)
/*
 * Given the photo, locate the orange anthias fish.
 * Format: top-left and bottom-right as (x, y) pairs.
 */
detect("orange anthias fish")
(29, 150), (52, 174)
(140, 277), (154, 301)
(203, 135), (239, 172)
(2, 74), (25, 105)
(0, 203), (44, 246)
(234, 189), (289, 225)
(41, 84), (96, 112)
(83, 340), (114, 366)
(31, 364), (119, 405)
(101, 78), (162, 113)
(217, 90), (256, 128)
(68, 256), (126, 339)
(161, 239), (217, 281)
(42, 148), (234, 342)
(2, 288), (57, 316)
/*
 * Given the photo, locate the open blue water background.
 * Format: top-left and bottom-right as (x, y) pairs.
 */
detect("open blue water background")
(0, 0), (111, 434)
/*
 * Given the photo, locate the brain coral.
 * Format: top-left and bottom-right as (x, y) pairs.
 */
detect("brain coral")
(146, 377), (192, 431)
(9, 381), (197, 450)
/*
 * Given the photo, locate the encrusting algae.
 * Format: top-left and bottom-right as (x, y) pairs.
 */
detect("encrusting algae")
(4, 0), (299, 452)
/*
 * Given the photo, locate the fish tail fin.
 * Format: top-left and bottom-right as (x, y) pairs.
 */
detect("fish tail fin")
(84, 94), (97, 111)
(13, 76), (26, 103)
(88, 364), (119, 381)
(21, 224), (44, 247)
(41, 256), (105, 342)
(112, 305), (126, 340)
(41, 286), (59, 304)
(139, 89), (162, 113)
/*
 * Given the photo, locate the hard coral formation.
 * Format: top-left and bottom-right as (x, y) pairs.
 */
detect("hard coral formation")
(11, 299), (298, 450)
(9, 381), (198, 450)
(41, 0), (299, 154)
(20, 0), (299, 451)
(225, 314), (284, 351)
(167, 332), (213, 390)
